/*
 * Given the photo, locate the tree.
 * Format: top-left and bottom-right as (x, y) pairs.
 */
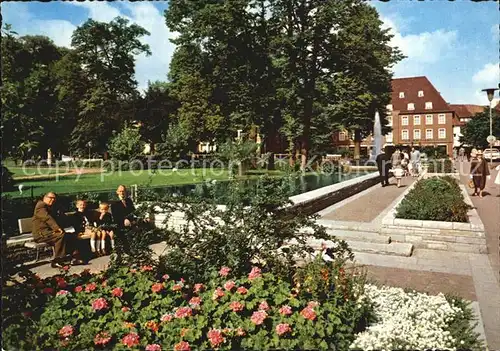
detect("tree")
(460, 109), (500, 148)
(69, 17), (151, 153)
(108, 125), (145, 161)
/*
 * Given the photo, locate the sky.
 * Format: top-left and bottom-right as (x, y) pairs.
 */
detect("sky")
(2, 0), (499, 105)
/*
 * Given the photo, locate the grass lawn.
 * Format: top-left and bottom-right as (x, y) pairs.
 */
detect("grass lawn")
(4, 168), (289, 198)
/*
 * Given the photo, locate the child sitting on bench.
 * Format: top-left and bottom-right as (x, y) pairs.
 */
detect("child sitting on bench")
(73, 199), (102, 256)
(96, 202), (115, 254)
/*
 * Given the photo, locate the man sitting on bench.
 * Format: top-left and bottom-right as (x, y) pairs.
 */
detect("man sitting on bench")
(111, 185), (137, 228)
(32, 192), (83, 268)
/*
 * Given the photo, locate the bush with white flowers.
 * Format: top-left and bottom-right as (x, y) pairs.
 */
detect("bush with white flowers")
(350, 284), (480, 351)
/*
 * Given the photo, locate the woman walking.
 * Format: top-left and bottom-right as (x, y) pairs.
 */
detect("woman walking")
(391, 149), (403, 187)
(470, 150), (490, 198)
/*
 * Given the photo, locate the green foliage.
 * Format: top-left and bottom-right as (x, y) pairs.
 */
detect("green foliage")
(426, 159), (454, 173)
(420, 145), (449, 160)
(1, 163), (15, 191)
(396, 177), (472, 222)
(155, 122), (192, 161)
(108, 126), (145, 161)
(460, 109), (500, 149)
(3, 257), (371, 351)
(218, 139), (259, 176)
(151, 175), (353, 283)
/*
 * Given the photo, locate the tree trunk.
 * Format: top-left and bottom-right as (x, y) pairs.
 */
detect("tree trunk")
(353, 129), (362, 160)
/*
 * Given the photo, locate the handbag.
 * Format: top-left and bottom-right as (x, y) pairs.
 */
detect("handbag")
(468, 179), (475, 189)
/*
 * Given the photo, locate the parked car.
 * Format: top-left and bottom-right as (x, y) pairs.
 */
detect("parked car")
(483, 148), (500, 161)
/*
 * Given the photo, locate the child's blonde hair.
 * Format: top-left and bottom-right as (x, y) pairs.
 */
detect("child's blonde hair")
(99, 202), (110, 211)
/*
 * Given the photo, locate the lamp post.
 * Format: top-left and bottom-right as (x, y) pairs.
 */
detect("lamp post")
(481, 88), (498, 165)
(86, 141), (93, 160)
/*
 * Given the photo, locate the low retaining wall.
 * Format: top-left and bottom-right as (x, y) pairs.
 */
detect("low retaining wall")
(381, 173), (487, 253)
(153, 172), (380, 229)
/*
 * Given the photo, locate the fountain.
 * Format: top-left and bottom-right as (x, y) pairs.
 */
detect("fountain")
(370, 110), (383, 160)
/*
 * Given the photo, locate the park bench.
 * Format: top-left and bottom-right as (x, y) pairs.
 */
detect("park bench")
(17, 211), (98, 262)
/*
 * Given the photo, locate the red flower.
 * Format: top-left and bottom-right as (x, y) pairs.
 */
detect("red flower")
(112, 287), (124, 297)
(219, 266), (231, 277)
(91, 297), (109, 311)
(172, 284), (183, 291)
(236, 327), (246, 336)
(151, 282), (163, 293)
(62, 265), (70, 271)
(307, 301), (320, 308)
(189, 296), (202, 306)
(56, 290), (69, 296)
(42, 287), (54, 294)
(141, 265), (153, 272)
(250, 310), (268, 325)
(229, 301), (244, 312)
(22, 311), (32, 318)
(276, 323), (292, 336)
(94, 331), (111, 346)
(57, 279), (67, 289)
(207, 329), (225, 348)
(212, 287), (225, 301)
(145, 320), (159, 333)
(162, 274), (170, 281)
(130, 268), (137, 273)
(236, 286), (248, 295)
(146, 344), (161, 351)
(193, 283), (204, 293)
(175, 306), (193, 319)
(258, 301), (270, 311)
(122, 307), (130, 312)
(223, 280), (236, 291)
(174, 341), (191, 351)
(123, 322), (135, 329)
(85, 282), (97, 292)
(248, 267), (262, 280)
(122, 333), (140, 348)
(59, 325), (74, 338)
(74, 286), (83, 293)
(279, 305), (293, 316)
(160, 313), (173, 322)
(300, 306), (317, 321)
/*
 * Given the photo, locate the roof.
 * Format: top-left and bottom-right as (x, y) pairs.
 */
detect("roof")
(449, 104), (485, 118)
(391, 76), (452, 113)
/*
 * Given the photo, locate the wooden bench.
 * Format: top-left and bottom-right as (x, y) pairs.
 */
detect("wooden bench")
(18, 211), (98, 262)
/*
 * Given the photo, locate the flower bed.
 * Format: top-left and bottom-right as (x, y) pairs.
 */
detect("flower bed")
(395, 176), (472, 222)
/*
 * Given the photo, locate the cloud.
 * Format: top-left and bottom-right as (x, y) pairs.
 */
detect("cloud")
(472, 63), (499, 86)
(71, 2), (122, 23)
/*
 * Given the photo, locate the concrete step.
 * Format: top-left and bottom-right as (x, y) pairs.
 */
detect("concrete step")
(346, 240), (413, 257)
(325, 229), (391, 244)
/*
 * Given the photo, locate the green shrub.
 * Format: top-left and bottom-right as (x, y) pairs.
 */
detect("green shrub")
(2, 258), (371, 351)
(444, 295), (485, 351)
(426, 159), (454, 173)
(396, 177), (472, 222)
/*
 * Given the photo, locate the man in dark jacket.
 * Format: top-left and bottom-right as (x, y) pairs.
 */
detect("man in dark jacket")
(32, 192), (71, 268)
(376, 148), (391, 187)
(110, 185), (137, 228)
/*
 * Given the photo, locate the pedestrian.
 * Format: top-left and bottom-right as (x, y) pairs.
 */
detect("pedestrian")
(410, 147), (421, 177)
(376, 148), (391, 187)
(452, 148), (457, 161)
(458, 147), (465, 161)
(469, 150), (490, 198)
(391, 149), (403, 187)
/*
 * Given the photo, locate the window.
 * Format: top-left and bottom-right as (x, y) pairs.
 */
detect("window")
(438, 128), (446, 139)
(418, 90), (424, 97)
(425, 102), (433, 110)
(387, 104), (393, 111)
(438, 114), (446, 124)
(426, 129), (433, 139)
(407, 103), (415, 111)
(413, 129), (421, 140)
(413, 115), (421, 125)
(339, 132), (346, 141)
(399, 92), (405, 98)
(401, 115), (409, 125)
(426, 114), (433, 124)
(386, 131), (393, 142)
(402, 130), (409, 140)
(387, 115), (393, 126)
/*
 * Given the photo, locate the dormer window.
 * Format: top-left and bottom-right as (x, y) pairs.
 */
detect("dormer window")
(418, 90), (424, 97)
(407, 103), (415, 111)
(399, 92), (405, 98)
(387, 104), (393, 111)
(425, 102), (433, 109)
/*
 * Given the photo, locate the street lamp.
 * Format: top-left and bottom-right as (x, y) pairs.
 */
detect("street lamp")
(481, 88), (498, 165)
(86, 141), (93, 160)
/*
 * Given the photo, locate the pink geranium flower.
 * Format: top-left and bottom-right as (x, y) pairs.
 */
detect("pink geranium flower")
(56, 290), (69, 296)
(174, 341), (191, 351)
(207, 329), (225, 348)
(145, 320), (159, 333)
(94, 331), (112, 346)
(212, 287), (225, 301)
(276, 323), (292, 336)
(307, 301), (320, 308)
(236, 286), (248, 295)
(151, 282), (163, 293)
(111, 287), (123, 297)
(251, 310), (268, 325)
(219, 266), (231, 277)
(74, 286), (83, 293)
(59, 325), (74, 338)
(141, 265), (153, 272)
(91, 297), (109, 311)
(146, 344), (161, 351)
(236, 327), (246, 336)
(57, 279), (67, 289)
(223, 280), (236, 291)
(121, 306), (130, 312)
(248, 267), (262, 280)
(160, 313), (173, 322)
(193, 283), (204, 293)
(172, 284), (183, 291)
(85, 282), (97, 292)
(279, 305), (293, 315)
(175, 306), (193, 319)
(259, 301), (270, 311)
(189, 296), (202, 306)
(300, 306), (317, 321)
(162, 274), (170, 280)
(122, 333), (140, 348)
(42, 287), (54, 294)
(229, 301), (244, 312)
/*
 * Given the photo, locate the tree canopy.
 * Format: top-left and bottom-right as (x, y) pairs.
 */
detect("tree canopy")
(460, 108), (500, 148)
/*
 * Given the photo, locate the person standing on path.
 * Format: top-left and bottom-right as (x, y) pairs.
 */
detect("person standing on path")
(376, 148), (391, 187)
(391, 149), (403, 187)
(458, 147), (465, 161)
(410, 147), (421, 178)
(470, 150), (490, 198)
